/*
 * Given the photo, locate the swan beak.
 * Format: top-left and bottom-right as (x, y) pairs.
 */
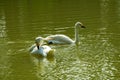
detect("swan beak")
(37, 46), (39, 49)
(36, 42), (40, 49)
(81, 26), (86, 28)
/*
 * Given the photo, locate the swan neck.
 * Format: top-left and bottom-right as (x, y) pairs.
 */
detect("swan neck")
(75, 25), (79, 44)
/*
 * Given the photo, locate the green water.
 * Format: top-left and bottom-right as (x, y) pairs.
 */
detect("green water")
(0, 0), (120, 80)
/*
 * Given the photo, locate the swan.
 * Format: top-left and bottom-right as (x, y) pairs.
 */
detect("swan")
(42, 22), (85, 45)
(29, 37), (55, 57)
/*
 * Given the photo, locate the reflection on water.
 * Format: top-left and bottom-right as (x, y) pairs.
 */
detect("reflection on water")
(31, 57), (56, 79)
(0, 39), (11, 80)
(0, 0), (120, 80)
(0, 10), (6, 38)
(80, 34), (117, 80)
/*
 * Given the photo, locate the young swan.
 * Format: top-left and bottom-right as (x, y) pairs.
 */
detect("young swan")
(40, 22), (85, 45)
(29, 37), (55, 57)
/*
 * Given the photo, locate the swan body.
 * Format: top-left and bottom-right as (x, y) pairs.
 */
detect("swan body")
(45, 34), (74, 45)
(29, 37), (55, 57)
(30, 45), (54, 57)
(43, 22), (85, 45)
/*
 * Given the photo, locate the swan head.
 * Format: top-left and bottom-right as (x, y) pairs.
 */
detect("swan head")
(75, 22), (86, 28)
(35, 37), (44, 49)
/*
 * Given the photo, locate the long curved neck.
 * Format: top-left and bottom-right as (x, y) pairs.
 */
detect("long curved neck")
(75, 25), (79, 45)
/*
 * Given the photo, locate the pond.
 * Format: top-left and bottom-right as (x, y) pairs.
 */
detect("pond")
(0, 0), (120, 80)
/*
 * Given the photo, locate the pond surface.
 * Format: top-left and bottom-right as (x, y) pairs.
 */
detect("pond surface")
(0, 0), (120, 80)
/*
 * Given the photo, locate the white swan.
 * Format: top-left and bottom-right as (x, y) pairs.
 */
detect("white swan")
(29, 37), (55, 57)
(42, 22), (85, 45)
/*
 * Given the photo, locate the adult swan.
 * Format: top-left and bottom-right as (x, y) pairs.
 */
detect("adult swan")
(29, 37), (55, 57)
(43, 22), (85, 45)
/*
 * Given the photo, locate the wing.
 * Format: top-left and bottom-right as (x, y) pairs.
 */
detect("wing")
(45, 34), (74, 44)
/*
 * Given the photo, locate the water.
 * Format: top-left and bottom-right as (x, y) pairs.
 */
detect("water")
(0, 0), (120, 80)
